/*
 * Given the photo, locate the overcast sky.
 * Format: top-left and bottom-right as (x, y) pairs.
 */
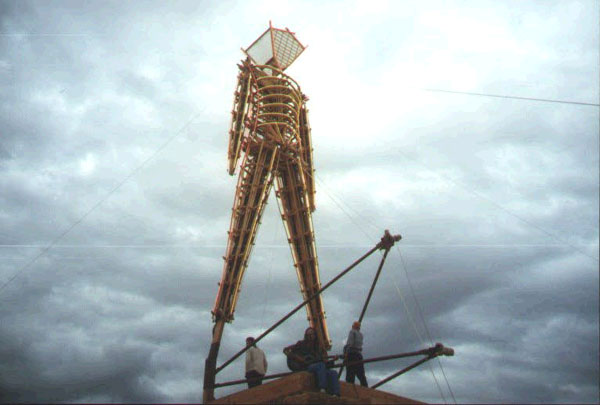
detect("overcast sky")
(0, 0), (598, 403)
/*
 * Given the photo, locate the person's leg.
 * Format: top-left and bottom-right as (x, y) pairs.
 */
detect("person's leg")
(326, 369), (340, 396)
(345, 353), (357, 384)
(246, 371), (260, 388)
(346, 365), (356, 383)
(307, 362), (327, 389)
(357, 364), (368, 387)
(355, 353), (368, 387)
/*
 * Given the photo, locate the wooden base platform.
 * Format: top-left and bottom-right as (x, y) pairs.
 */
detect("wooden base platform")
(209, 372), (424, 404)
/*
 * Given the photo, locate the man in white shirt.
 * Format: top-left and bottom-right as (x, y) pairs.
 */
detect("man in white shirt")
(245, 337), (268, 388)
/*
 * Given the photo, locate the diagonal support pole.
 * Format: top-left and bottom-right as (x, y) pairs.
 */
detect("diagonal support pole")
(215, 246), (376, 375)
(371, 343), (455, 389)
(213, 230), (401, 376)
(359, 246), (392, 322)
(359, 230), (401, 323)
(213, 344), (454, 390)
(371, 356), (433, 390)
(339, 230), (401, 378)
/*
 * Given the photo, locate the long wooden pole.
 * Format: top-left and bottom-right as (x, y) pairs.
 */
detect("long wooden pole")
(204, 230), (401, 401)
(215, 241), (381, 374)
(203, 320), (224, 403)
(359, 246), (392, 322)
(213, 344), (453, 389)
(371, 357), (432, 389)
(339, 231), (400, 378)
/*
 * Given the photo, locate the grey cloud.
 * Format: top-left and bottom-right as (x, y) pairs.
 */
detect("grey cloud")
(0, 1), (598, 403)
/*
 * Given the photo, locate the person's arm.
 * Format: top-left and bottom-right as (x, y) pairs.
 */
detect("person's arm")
(284, 343), (306, 366)
(347, 330), (356, 348)
(263, 351), (268, 373)
(245, 349), (253, 372)
(283, 344), (294, 356)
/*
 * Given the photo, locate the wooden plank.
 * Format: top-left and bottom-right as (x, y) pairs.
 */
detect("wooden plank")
(340, 381), (426, 404)
(210, 372), (316, 404)
(210, 373), (426, 405)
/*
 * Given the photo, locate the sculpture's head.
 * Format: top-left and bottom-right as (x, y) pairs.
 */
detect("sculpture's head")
(243, 21), (306, 72)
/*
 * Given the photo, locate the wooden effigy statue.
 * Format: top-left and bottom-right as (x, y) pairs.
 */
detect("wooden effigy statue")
(203, 23), (330, 402)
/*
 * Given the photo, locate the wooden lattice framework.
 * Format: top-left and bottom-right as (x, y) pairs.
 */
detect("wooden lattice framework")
(204, 24), (329, 403)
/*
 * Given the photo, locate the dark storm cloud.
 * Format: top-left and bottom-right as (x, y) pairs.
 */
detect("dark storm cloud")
(0, 279), (197, 403)
(0, 241), (212, 402)
(0, 0), (598, 403)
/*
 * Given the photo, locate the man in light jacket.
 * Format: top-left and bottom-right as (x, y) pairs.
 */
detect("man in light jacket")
(245, 337), (268, 388)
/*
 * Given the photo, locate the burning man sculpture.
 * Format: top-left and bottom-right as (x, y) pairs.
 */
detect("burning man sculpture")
(203, 24), (330, 402)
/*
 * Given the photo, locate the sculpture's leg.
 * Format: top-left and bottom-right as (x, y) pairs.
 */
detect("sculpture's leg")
(274, 157), (331, 352)
(204, 140), (278, 402)
(203, 320), (223, 403)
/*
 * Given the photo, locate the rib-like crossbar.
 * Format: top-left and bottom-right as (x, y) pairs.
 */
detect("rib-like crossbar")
(215, 59), (329, 352)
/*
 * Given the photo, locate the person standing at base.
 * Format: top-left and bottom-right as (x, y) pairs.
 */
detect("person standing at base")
(245, 337), (267, 388)
(344, 321), (368, 387)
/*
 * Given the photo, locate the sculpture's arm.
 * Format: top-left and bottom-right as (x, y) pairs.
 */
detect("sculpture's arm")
(227, 60), (253, 175)
(298, 99), (315, 212)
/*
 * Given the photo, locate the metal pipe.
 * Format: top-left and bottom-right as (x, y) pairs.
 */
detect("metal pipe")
(213, 371), (296, 389)
(339, 244), (395, 378)
(332, 347), (436, 369)
(359, 247), (391, 322)
(215, 241), (382, 374)
(371, 356), (432, 389)
(213, 346), (443, 390)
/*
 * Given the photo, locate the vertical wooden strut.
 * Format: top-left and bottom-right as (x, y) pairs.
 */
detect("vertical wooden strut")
(213, 139), (278, 322)
(204, 56), (328, 402)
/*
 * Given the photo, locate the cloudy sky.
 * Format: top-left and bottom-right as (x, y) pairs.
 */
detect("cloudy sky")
(1, 0), (598, 403)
